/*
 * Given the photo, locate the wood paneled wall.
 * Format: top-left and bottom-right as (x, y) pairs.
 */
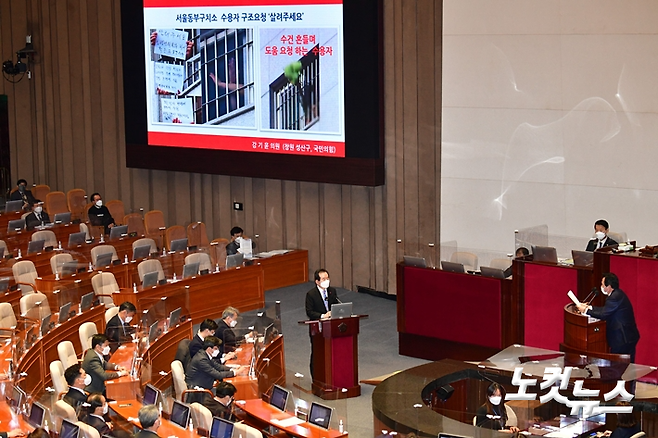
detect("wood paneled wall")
(0, 0), (441, 294)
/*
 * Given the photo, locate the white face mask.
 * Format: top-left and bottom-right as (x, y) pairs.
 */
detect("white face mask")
(84, 374), (92, 386)
(34, 206), (42, 214)
(96, 200), (103, 207)
(320, 279), (330, 289)
(211, 349), (220, 358)
(489, 396), (502, 406)
(102, 345), (111, 355)
(102, 404), (109, 415)
(229, 319), (237, 328)
(595, 231), (606, 240)
(124, 316), (133, 324)
(601, 285), (609, 295)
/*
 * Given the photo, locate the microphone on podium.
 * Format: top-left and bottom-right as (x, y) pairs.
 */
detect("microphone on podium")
(581, 287), (598, 305)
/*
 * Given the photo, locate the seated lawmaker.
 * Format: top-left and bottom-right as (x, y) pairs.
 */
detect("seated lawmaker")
(10, 179), (36, 211)
(189, 318), (219, 359)
(63, 363), (89, 409)
(503, 247), (529, 278)
(217, 307), (240, 354)
(585, 219), (618, 251)
(88, 193), (116, 235)
(80, 393), (113, 437)
(135, 405), (162, 438)
(213, 382), (238, 422)
(226, 226), (255, 256)
(25, 200), (51, 230)
(82, 334), (129, 395)
(105, 302), (137, 345)
(476, 383), (519, 433)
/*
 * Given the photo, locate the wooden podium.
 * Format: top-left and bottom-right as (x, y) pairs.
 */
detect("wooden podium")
(562, 303), (607, 353)
(304, 315), (366, 400)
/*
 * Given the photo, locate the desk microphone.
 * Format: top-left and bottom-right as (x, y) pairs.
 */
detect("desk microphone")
(581, 287), (597, 305)
(585, 289), (599, 306)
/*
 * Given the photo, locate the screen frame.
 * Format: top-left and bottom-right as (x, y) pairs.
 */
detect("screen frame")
(120, 0), (384, 186)
(308, 401), (332, 429)
(170, 400), (191, 428)
(269, 384), (289, 411)
(210, 416), (234, 438)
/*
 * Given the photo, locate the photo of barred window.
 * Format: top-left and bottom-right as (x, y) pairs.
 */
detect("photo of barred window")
(269, 47), (320, 130)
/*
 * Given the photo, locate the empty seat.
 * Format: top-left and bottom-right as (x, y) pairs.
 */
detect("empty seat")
(124, 213), (146, 237)
(57, 340), (78, 370)
(171, 360), (187, 401)
(53, 400), (77, 430)
(12, 260), (38, 294)
(66, 189), (87, 222)
(190, 403), (212, 431)
(489, 258), (512, 270)
(77, 421), (101, 438)
(45, 191), (68, 216)
(0, 240), (8, 255)
(0, 303), (17, 331)
(32, 230), (57, 248)
(105, 200), (125, 225)
(450, 251), (478, 271)
(90, 244), (118, 268)
(187, 222), (209, 248)
(608, 230), (627, 244)
(133, 237), (157, 254)
(91, 272), (119, 308)
(234, 423), (263, 438)
(185, 252), (212, 273)
(50, 360), (68, 396)
(138, 259), (165, 282)
(79, 322), (98, 352)
(144, 210), (166, 249)
(79, 222), (91, 240)
(209, 238), (229, 270)
(165, 225), (187, 251)
(32, 184), (50, 202)
(50, 253), (74, 275)
(20, 292), (50, 320)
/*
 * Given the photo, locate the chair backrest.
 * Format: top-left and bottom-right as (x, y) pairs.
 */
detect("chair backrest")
(138, 259), (165, 282)
(144, 210), (165, 248)
(190, 403), (213, 431)
(50, 360), (69, 396)
(629, 432), (646, 438)
(32, 184), (50, 202)
(133, 237), (157, 254)
(77, 421), (101, 438)
(489, 258), (512, 270)
(187, 222), (209, 248)
(209, 238), (229, 270)
(50, 253), (74, 275)
(20, 292), (50, 320)
(12, 260), (38, 294)
(57, 340), (79, 370)
(66, 189), (87, 222)
(0, 239), (7, 253)
(105, 200), (125, 225)
(124, 213), (146, 237)
(91, 272), (119, 307)
(105, 306), (120, 323)
(608, 230), (627, 244)
(0, 303), (17, 329)
(450, 251), (479, 271)
(79, 222), (91, 240)
(79, 322), (98, 352)
(45, 191), (69, 216)
(31, 230), (57, 248)
(165, 225), (187, 251)
(171, 360), (187, 401)
(185, 252), (212, 273)
(234, 423), (262, 438)
(505, 404), (518, 427)
(90, 244), (118, 268)
(53, 400), (77, 430)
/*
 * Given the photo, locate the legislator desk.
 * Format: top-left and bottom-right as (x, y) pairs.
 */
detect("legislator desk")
(373, 345), (658, 437)
(0, 400), (32, 433)
(397, 262), (519, 361)
(253, 250), (309, 291)
(109, 400), (199, 438)
(1, 222), (82, 253)
(238, 399), (347, 438)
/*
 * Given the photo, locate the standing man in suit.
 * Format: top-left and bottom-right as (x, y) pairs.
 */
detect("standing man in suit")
(82, 334), (129, 395)
(135, 405), (162, 438)
(305, 268), (341, 377)
(10, 179), (36, 211)
(63, 364), (90, 409)
(585, 219), (618, 251)
(88, 193), (116, 235)
(577, 273), (640, 362)
(105, 302), (137, 345)
(25, 200), (51, 230)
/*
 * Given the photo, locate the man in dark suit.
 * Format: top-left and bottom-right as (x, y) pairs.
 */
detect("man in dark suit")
(305, 268), (341, 377)
(226, 226), (243, 256)
(63, 364), (89, 409)
(577, 273), (640, 362)
(105, 302), (137, 345)
(585, 219), (618, 251)
(217, 306), (240, 354)
(88, 193), (116, 235)
(135, 405), (162, 438)
(188, 318), (219, 359)
(9, 179), (36, 211)
(213, 382), (238, 422)
(82, 334), (128, 395)
(81, 393), (113, 437)
(25, 200), (51, 230)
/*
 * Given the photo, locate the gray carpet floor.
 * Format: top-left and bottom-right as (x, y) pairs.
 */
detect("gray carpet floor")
(261, 282), (430, 437)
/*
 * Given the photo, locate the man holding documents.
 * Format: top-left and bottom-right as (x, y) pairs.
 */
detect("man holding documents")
(577, 273), (640, 362)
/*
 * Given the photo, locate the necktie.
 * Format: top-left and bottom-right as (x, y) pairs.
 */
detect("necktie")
(597, 240), (602, 249)
(322, 290), (329, 311)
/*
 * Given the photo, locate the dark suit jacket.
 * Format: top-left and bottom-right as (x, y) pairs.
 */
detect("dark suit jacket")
(610, 424), (641, 438)
(88, 205), (115, 234)
(188, 333), (205, 359)
(83, 414), (113, 437)
(105, 314), (135, 344)
(588, 288), (640, 351)
(217, 319), (237, 353)
(25, 211), (51, 230)
(10, 188), (36, 208)
(585, 236), (618, 252)
(305, 285), (340, 320)
(82, 349), (119, 394)
(185, 350), (233, 390)
(135, 430), (161, 438)
(63, 387), (87, 409)
(226, 241), (239, 256)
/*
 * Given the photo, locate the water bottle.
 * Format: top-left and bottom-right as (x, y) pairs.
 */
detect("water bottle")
(124, 254), (128, 264)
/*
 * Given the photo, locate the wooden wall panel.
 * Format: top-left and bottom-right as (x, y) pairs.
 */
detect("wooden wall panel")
(0, 0), (442, 294)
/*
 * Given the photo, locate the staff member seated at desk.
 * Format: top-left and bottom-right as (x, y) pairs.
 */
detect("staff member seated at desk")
(476, 383), (519, 433)
(189, 318), (219, 359)
(25, 200), (51, 230)
(135, 405), (162, 438)
(105, 302), (137, 345)
(88, 193), (116, 235)
(503, 247), (529, 278)
(585, 219), (618, 251)
(10, 179), (36, 211)
(82, 334), (129, 396)
(185, 336), (247, 417)
(217, 306), (240, 354)
(63, 364), (90, 409)
(80, 393), (113, 437)
(214, 382), (238, 422)
(226, 226), (255, 255)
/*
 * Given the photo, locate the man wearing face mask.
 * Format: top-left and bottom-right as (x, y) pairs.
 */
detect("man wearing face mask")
(135, 405), (162, 438)
(82, 334), (129, 395)
(81, 393), (113, 437)
(585, 219), (618, 251)
(577, 273), (640, 362)
(476, 383), (519, 432)
(305, 269), (341, 377)
(188, 319), (219, 359)
(217, 307), (241, 355)
(25, 200), (51, 230)
(105, 302), (137, 345)
(10, 179), (36, 211)
(88, 193), (116, 235)
(63, 364), (91, 409)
